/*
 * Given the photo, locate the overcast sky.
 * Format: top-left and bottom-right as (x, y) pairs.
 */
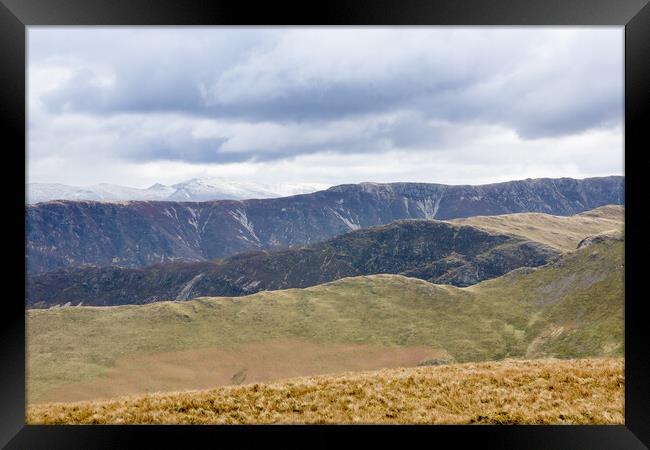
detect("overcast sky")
(27, 27), (624, 188)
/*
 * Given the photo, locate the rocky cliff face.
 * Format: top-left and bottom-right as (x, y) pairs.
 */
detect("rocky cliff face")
(27, 220), (560, 307)
(26, 176), (623, 275)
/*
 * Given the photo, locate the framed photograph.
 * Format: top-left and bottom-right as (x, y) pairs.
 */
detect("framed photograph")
(2, 0), (649, 447)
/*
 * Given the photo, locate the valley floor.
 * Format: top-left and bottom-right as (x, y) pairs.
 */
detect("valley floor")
(31, 340), (448, 404)
(27, 357), (623, 425)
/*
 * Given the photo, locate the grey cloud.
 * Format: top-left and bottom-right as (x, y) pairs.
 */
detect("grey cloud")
(31, 27), (280, 115)
(42, 68), (203, 115)
(116, 123), (392, 165)
(120, 136), (231, 163)
(29, 27), (623, 167)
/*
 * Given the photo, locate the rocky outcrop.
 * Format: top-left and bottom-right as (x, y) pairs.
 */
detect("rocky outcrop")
(577, 230), (625, 249)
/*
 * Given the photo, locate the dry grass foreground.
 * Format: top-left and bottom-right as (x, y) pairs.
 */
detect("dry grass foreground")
(27, 357), (623, 425)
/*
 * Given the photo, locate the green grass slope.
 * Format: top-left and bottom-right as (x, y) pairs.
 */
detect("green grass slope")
(27, 236), (623, 403)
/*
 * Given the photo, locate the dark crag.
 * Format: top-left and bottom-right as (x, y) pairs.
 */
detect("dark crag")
(28, 220), (559, 307)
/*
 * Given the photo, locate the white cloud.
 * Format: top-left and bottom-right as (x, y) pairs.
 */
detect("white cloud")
(27, 27), (624, 188)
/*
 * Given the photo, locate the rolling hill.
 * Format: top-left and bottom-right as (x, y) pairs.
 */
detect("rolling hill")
(27, 234), (623, 404)
(26, 176), (623, 274)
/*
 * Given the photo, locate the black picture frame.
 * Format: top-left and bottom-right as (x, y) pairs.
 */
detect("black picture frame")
(2, 0), (649, 447)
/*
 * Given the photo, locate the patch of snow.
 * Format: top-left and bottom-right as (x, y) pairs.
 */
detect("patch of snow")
(201, 208), (214, 233)
(175, 273), (205, 300)
(242, 280), (261, 292)
(229, 208), (261, 244)
(415, 194), (444, 219)
(186, 206), (199, 231)
(403, 197), (410, 216)
(328, 207), (360, 230)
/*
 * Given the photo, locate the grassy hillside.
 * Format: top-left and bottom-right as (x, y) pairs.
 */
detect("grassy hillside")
(27, 357), (623, 425)
(450, 205), (623, 252)
(27, 236), (623, 404)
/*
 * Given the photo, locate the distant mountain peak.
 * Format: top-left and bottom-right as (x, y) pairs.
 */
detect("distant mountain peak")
(27, 178), (331, 204)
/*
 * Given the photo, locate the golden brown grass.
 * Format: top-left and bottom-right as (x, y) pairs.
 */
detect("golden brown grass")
(450, 205), (623, 252)
(27, 357), (623, 425)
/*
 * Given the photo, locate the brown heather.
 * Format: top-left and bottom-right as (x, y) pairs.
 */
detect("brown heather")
(27, 357), (623, 425)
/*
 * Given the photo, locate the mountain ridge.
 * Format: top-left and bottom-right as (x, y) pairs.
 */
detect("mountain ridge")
(27, 218), (561, 307)
(27, 206), (623, 308)
(27, 178), (330, 204)
(26, 176), (624, 275)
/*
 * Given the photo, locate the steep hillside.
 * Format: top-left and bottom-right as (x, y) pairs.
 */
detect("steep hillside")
(26, 176), (623, 274)
(27, 358), (623, 425)
(28, 220), (560, 307)
(27, 236), (623, 403)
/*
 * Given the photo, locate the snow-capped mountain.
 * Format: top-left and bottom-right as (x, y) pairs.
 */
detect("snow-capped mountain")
(27, 179), (330, 204)
(168, 179), (277, 202)
(167, 179), (332, 201)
